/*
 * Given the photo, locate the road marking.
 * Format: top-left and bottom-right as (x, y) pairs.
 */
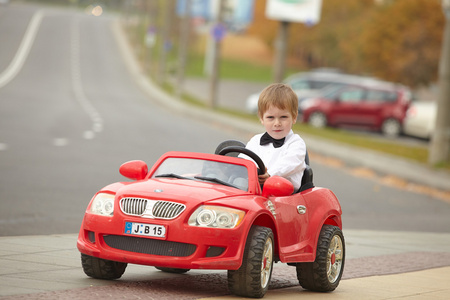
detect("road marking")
(53, 138), (69, 147)
(71, 17), (104, 138)
(0, 10), (44, 89)
(83, 130), (95, 140)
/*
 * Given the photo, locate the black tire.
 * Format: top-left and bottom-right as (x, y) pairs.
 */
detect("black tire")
(308, 112), (327, 128)
(81, 253), (127, 280)
(228, 226), (274, 298)
(155, 267), (190, 274)
(296, 225), (345, 292)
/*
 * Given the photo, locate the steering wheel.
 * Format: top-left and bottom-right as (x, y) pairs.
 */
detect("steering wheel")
(217, 146), (266, 176)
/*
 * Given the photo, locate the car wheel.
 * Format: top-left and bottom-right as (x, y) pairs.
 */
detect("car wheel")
(296, 225), (345, 292)
(228, 226), (274, 298)
(308, 112), (327, 128)
(381, 118), (401, 137)
(81, 253), (127, 280)
(155, 267), (190, 274)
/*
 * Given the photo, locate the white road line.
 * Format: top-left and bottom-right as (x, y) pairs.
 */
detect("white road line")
(53, 138), (69, 147)
(0, 10), (43, 151)
(71, 17), (104, 139)
(0, 10), (44, 89)
(0, 10), (104, 148)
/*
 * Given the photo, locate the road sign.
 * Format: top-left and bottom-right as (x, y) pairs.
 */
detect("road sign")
(266, 0), (322, 24)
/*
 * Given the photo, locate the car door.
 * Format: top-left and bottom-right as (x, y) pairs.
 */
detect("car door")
(362, 89), (396, 127)
(270, 194), (310, 262)
(329, 87), (367, 125)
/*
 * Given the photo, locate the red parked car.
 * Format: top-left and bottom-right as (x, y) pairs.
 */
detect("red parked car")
(300, 80), (413, 136)
(77, 143), (345, 298)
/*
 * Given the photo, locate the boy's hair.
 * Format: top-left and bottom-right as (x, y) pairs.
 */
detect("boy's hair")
(258, 83), (298, 119)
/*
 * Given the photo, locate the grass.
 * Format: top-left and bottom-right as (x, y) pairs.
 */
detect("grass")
(293, 123), (430, 163)
(185, 53), (300, 82)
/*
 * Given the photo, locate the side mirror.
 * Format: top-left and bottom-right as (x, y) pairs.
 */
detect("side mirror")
(262, 176), (294, 198)
(119, 160), (148, 180)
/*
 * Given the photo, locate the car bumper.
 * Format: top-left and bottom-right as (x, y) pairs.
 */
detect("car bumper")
(77, 213), (249, 270)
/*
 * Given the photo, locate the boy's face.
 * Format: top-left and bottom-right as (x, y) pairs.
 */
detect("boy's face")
(260, 105), (297, 140)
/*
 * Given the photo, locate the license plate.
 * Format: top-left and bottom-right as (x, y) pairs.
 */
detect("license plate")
(124, 222), (166, 238)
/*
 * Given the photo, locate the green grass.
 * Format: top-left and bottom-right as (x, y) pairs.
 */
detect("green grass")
(293, 123), (429, 163)
(185, 54), (300, 82)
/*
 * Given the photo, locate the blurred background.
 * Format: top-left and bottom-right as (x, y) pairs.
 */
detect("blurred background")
(0, 0), (449, 236)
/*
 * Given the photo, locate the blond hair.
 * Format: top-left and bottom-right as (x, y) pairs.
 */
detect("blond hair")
(258, 83), (298, 119)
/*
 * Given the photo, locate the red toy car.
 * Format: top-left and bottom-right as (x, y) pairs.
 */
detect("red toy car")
(77, 143), (345, 298)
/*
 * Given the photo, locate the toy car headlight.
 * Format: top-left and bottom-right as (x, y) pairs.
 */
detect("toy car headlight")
(90, 193), (115, 216)
(188, 206), (245, 229)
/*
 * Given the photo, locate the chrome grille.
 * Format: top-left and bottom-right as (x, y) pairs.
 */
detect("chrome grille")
(120, 198), (148, 216)
(120, 198), (185, 219)
(153, 201), (185, 219)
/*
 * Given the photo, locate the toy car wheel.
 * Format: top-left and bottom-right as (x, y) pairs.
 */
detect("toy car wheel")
(81, 253), (127, 280)
(308, 111), (327, 128)
(154, 267), (190, 274)
(296, 225), (345, 292)
(228, 226), (274, 298)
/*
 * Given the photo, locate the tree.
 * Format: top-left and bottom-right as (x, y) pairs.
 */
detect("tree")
(361, 0), (444, 87)
(246, 0), (444, 87)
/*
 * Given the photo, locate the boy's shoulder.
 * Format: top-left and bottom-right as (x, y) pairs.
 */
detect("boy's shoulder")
(287, 132), (306, 148)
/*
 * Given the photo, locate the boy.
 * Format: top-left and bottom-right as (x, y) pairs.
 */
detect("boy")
(243, 83), (306, 191)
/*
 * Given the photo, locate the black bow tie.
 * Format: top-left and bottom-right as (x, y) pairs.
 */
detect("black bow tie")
(260, 132), (285, 148)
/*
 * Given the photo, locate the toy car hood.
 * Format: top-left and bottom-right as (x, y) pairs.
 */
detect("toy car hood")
(104, 178), (252, 206)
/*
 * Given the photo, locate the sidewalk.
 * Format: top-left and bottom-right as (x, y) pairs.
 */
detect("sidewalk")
(1, 230), (450, 299)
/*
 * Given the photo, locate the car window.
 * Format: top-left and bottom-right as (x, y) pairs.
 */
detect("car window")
(311, 80), (337, 89)
(338, 88), (365, 103)
(152, 158), (249, 191)
(366, 90), (398, 103)
(322, 85), (346, 99)
(289, 79), (310, 90)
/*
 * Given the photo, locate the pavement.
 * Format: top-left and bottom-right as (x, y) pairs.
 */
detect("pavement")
(1, 17), (450, 300)
(1, 231), (450, 299)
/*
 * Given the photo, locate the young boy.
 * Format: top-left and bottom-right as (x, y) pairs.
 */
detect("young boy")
(243, 83), (306, 191)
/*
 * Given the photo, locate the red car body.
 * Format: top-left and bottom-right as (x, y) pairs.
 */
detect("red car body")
(77, 150), (344, 297)
(301, 82), (412, 136)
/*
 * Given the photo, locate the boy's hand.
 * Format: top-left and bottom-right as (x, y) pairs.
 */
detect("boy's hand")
(258, 168), (270, 185)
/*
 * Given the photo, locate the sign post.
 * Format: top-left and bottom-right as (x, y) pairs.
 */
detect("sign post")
(265, 0), (322, 82)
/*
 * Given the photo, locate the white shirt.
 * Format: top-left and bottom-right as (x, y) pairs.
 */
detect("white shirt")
(242, 130), (306, 191)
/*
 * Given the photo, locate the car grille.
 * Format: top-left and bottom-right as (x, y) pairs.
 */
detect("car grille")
(120, 197), (147, 215)
(103, 235), (196, 257)
(120, 198), (185, 219)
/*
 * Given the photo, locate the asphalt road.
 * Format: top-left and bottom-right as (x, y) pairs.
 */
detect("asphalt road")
(0, 3), (239, 235)
(1, 2), (450, 237)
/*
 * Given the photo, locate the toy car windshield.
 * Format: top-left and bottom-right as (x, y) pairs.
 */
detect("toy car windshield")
(151, 157), (249, 191)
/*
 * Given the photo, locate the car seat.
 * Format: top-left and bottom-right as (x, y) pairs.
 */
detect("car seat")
(298, 151), (314, 192)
